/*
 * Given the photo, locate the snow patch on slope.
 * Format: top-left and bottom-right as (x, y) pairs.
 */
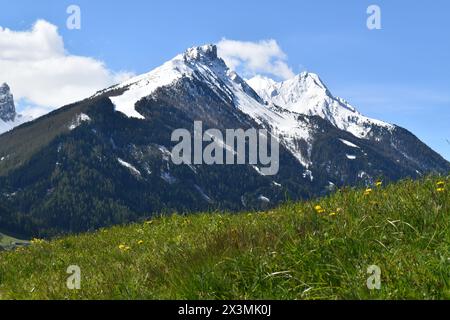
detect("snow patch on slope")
(258, 195), (270, 203)
(69, 113), (91, 130)
(108, 56), (191, 119)
(339, 139), (360, 149)
(105, 45), (227, 119)
(118, 158), (141, 176)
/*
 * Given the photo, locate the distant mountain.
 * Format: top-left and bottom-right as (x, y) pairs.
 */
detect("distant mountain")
(247, 73), (391, 139)
(0, 83), (31, 135)
(0, 44), (448, 238)
(246, 73), (449, 173)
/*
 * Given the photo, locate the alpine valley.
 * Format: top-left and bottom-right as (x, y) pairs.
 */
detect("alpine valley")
(0, 45), (448, 238)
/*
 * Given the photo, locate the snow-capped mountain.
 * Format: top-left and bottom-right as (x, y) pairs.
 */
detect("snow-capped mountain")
(101, 46), (332, 167)
(0, 44), (448, 238)
(102, 45), (266, 119)
(103, 46), (445, 172)
(247, 73), (394, 140)
(0, 83), (31, 135)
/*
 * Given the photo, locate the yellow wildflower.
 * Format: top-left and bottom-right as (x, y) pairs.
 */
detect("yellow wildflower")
(30, 238), (45, 245)
(137, 240), (144, 245)
(364, 188), (373, 196)
(375, 181), (383, 187)
(437, 188), (445, 193)
(314, 205), (325, 214)
(437, 181), (445, 187)
(118, 244), (131, 251)
(329, 212), (337, 217)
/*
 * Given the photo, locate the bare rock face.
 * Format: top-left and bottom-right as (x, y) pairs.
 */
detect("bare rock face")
(0, 83), (16, 122)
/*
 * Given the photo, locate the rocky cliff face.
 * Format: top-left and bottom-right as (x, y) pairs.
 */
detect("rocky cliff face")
(0, 83), (16, 122)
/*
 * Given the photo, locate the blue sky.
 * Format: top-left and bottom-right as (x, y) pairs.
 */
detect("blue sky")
(1, 0), (449, 160)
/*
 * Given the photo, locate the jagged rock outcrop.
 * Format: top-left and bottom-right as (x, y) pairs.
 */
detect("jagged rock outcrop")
(0, 83), (16, 122)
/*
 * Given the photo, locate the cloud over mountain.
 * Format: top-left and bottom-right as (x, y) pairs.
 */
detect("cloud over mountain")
(217, 38), (295, 80)
(0, 20), (132, 117)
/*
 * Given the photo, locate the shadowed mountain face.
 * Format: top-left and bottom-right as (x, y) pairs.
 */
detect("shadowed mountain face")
(0, 45), (448, 238)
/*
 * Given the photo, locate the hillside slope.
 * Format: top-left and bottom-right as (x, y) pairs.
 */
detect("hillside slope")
(0, 176), (448, 300)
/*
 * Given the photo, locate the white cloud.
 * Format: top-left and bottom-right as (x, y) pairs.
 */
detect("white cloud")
(19, 104), (54, 119)
(0, 20), (133, 117)
(217, 39), (295, 80)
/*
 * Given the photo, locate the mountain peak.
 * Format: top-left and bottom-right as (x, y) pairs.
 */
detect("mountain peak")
(247, 73), (393, 139)
(104, 44), (232, 119)
(0, 82), (16, 122)
(184, 44), (218, 61)
(1, 83), (10, 91)
(296, 71), (328, 91)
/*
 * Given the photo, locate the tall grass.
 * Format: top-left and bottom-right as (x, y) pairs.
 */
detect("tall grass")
(0, 176), (448, 300)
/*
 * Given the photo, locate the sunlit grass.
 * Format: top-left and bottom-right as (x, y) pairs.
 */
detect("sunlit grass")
(0, 175), (448, 300)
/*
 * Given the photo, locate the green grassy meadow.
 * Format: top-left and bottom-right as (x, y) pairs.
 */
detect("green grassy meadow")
(0, 176), (448, 300)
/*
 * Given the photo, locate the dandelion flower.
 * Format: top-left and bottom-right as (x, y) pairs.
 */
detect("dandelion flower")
(364, 188), (373, 196)
(314, 205), (325, 214)
(437, 181), (445, 187)
(376, 181), (383, 187)
(437, 188), (445, 193)
(30, 238), (45, 245)
(329, 212), (337, 217)
(118, 244), (131, 251)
